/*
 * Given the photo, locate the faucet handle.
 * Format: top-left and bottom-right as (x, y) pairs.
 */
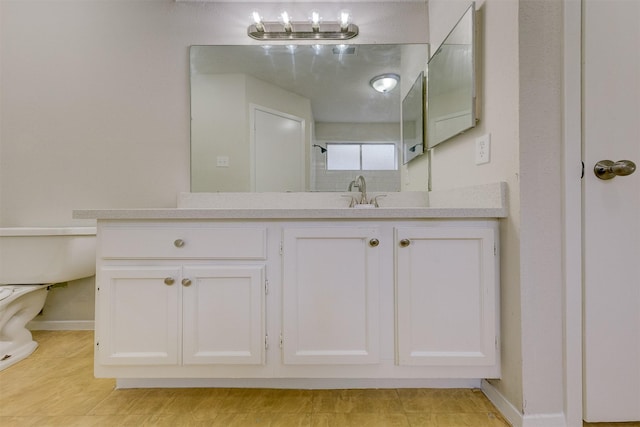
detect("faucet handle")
(371, 195), (386, 207)
(342, 195), (359, 208)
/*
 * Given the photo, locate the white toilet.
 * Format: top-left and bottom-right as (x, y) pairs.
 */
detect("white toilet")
(0, 227), (96, 371)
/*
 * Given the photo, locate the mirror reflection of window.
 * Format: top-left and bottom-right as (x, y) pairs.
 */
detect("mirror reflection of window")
(362, 144), (397, 170)
(326, 143), (397, 171)
(327, 144), (360, 170)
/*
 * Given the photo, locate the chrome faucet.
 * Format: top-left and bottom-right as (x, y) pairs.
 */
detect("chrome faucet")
(348, 175), (367, 205)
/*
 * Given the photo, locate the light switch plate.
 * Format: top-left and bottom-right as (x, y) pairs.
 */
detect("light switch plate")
(475, 134), (491, 165)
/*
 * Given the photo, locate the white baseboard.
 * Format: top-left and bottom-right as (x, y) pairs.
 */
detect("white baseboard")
(482, 380), (567, 427)
(28, 320), (95, 330)
(521, 414), (568, 427)
(482, 379), (523, 426)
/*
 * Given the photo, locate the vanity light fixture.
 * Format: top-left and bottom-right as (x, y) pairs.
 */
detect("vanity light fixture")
(248, 10), (358, 40)
(370, 73), (400, 93)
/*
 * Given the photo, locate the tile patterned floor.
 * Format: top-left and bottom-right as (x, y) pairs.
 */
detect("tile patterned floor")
(1, 331), (638, 426)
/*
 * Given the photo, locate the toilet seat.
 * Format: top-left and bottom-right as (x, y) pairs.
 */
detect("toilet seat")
(0, 287), (13, 302)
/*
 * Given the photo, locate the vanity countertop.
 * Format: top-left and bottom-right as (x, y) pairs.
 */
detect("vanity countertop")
(73, 182), (508, 221)
(73, 206), (506, 220)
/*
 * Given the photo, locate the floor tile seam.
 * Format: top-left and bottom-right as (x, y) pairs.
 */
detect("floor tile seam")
(205, 412), (415, 417)
(167, 409), (409, 414)
(104, 408), (412, 416)
(402, 409), (504, 414)
(82, 388), (128, 416)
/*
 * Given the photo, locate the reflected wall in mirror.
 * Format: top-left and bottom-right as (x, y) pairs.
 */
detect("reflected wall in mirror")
(402, 72), (425, 164)
(426, 3), (477, 149)
(190, 44), (429, 192)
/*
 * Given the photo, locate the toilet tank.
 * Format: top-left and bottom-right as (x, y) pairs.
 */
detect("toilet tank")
(0, 227), (96, 285)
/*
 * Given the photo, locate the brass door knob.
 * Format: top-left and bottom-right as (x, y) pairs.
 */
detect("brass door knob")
(369, 238), (380, 247)
(164, 277), (175, 286)
(594, 160), (636, 180)
(399, 239), (411, 247)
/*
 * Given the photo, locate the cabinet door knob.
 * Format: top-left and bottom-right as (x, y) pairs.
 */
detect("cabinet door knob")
(399, 239), (411, 247)
(369, 238), (380, 247)
(164, 277), (175, 285)
(174, 239), (185, 248)
(181, 278), (192, 287)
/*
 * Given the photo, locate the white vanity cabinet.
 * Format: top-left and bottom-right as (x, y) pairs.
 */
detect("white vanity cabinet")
(395, 224), (499, 375)
(281, 226), (381, 365)
(95, 223), (268, 372)
(88, 216), (501, 382)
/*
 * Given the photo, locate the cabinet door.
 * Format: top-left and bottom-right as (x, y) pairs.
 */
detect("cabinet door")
(182, 265), (265, 365)
(396, 226), (497, 367)
(97, 266), (181, 365)
(282, 227), (380, 364)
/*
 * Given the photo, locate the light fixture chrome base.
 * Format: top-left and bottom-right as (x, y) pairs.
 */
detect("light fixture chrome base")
(248, 22), (359, 41)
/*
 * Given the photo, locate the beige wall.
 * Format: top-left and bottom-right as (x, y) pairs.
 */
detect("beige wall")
(516, 0), (564, 417)
(191, 73), (248, 192)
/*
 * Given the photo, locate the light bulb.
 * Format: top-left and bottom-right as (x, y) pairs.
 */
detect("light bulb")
(310, 10), (321, 32)
(280, 11), (292, 32)
(252, 11), (264, 32)
(339, 11), (351, 31)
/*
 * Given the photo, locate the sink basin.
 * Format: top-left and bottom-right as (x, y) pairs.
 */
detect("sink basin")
(0, 227), (97, 285)
(178, 191), (430, 209)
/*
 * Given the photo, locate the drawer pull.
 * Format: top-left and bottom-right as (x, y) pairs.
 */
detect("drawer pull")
(181, 278), (192, 287)
(399, 239), (411, 247)
(369, 238), (380, 247)
(173, 239), (185, 248)
(164, 277), (175, 286)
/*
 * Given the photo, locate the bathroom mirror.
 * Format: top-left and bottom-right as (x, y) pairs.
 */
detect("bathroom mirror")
(190, 44), (429, 192)
(426, 3), (477, 149)
(190, 4), (478, 192)
(402, 72), (425, 164)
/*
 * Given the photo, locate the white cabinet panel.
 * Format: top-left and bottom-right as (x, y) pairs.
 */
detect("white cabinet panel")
(100, 226), (267, 259)
(396, 226), (497, 367)
(97, 265), (265, 367)
(282, 227), (380, 364)
(97, 266), (181, 365)
(182, 265), (265, 365)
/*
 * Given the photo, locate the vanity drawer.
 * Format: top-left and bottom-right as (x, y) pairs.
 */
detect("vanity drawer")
(100, 226), (267, 259)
